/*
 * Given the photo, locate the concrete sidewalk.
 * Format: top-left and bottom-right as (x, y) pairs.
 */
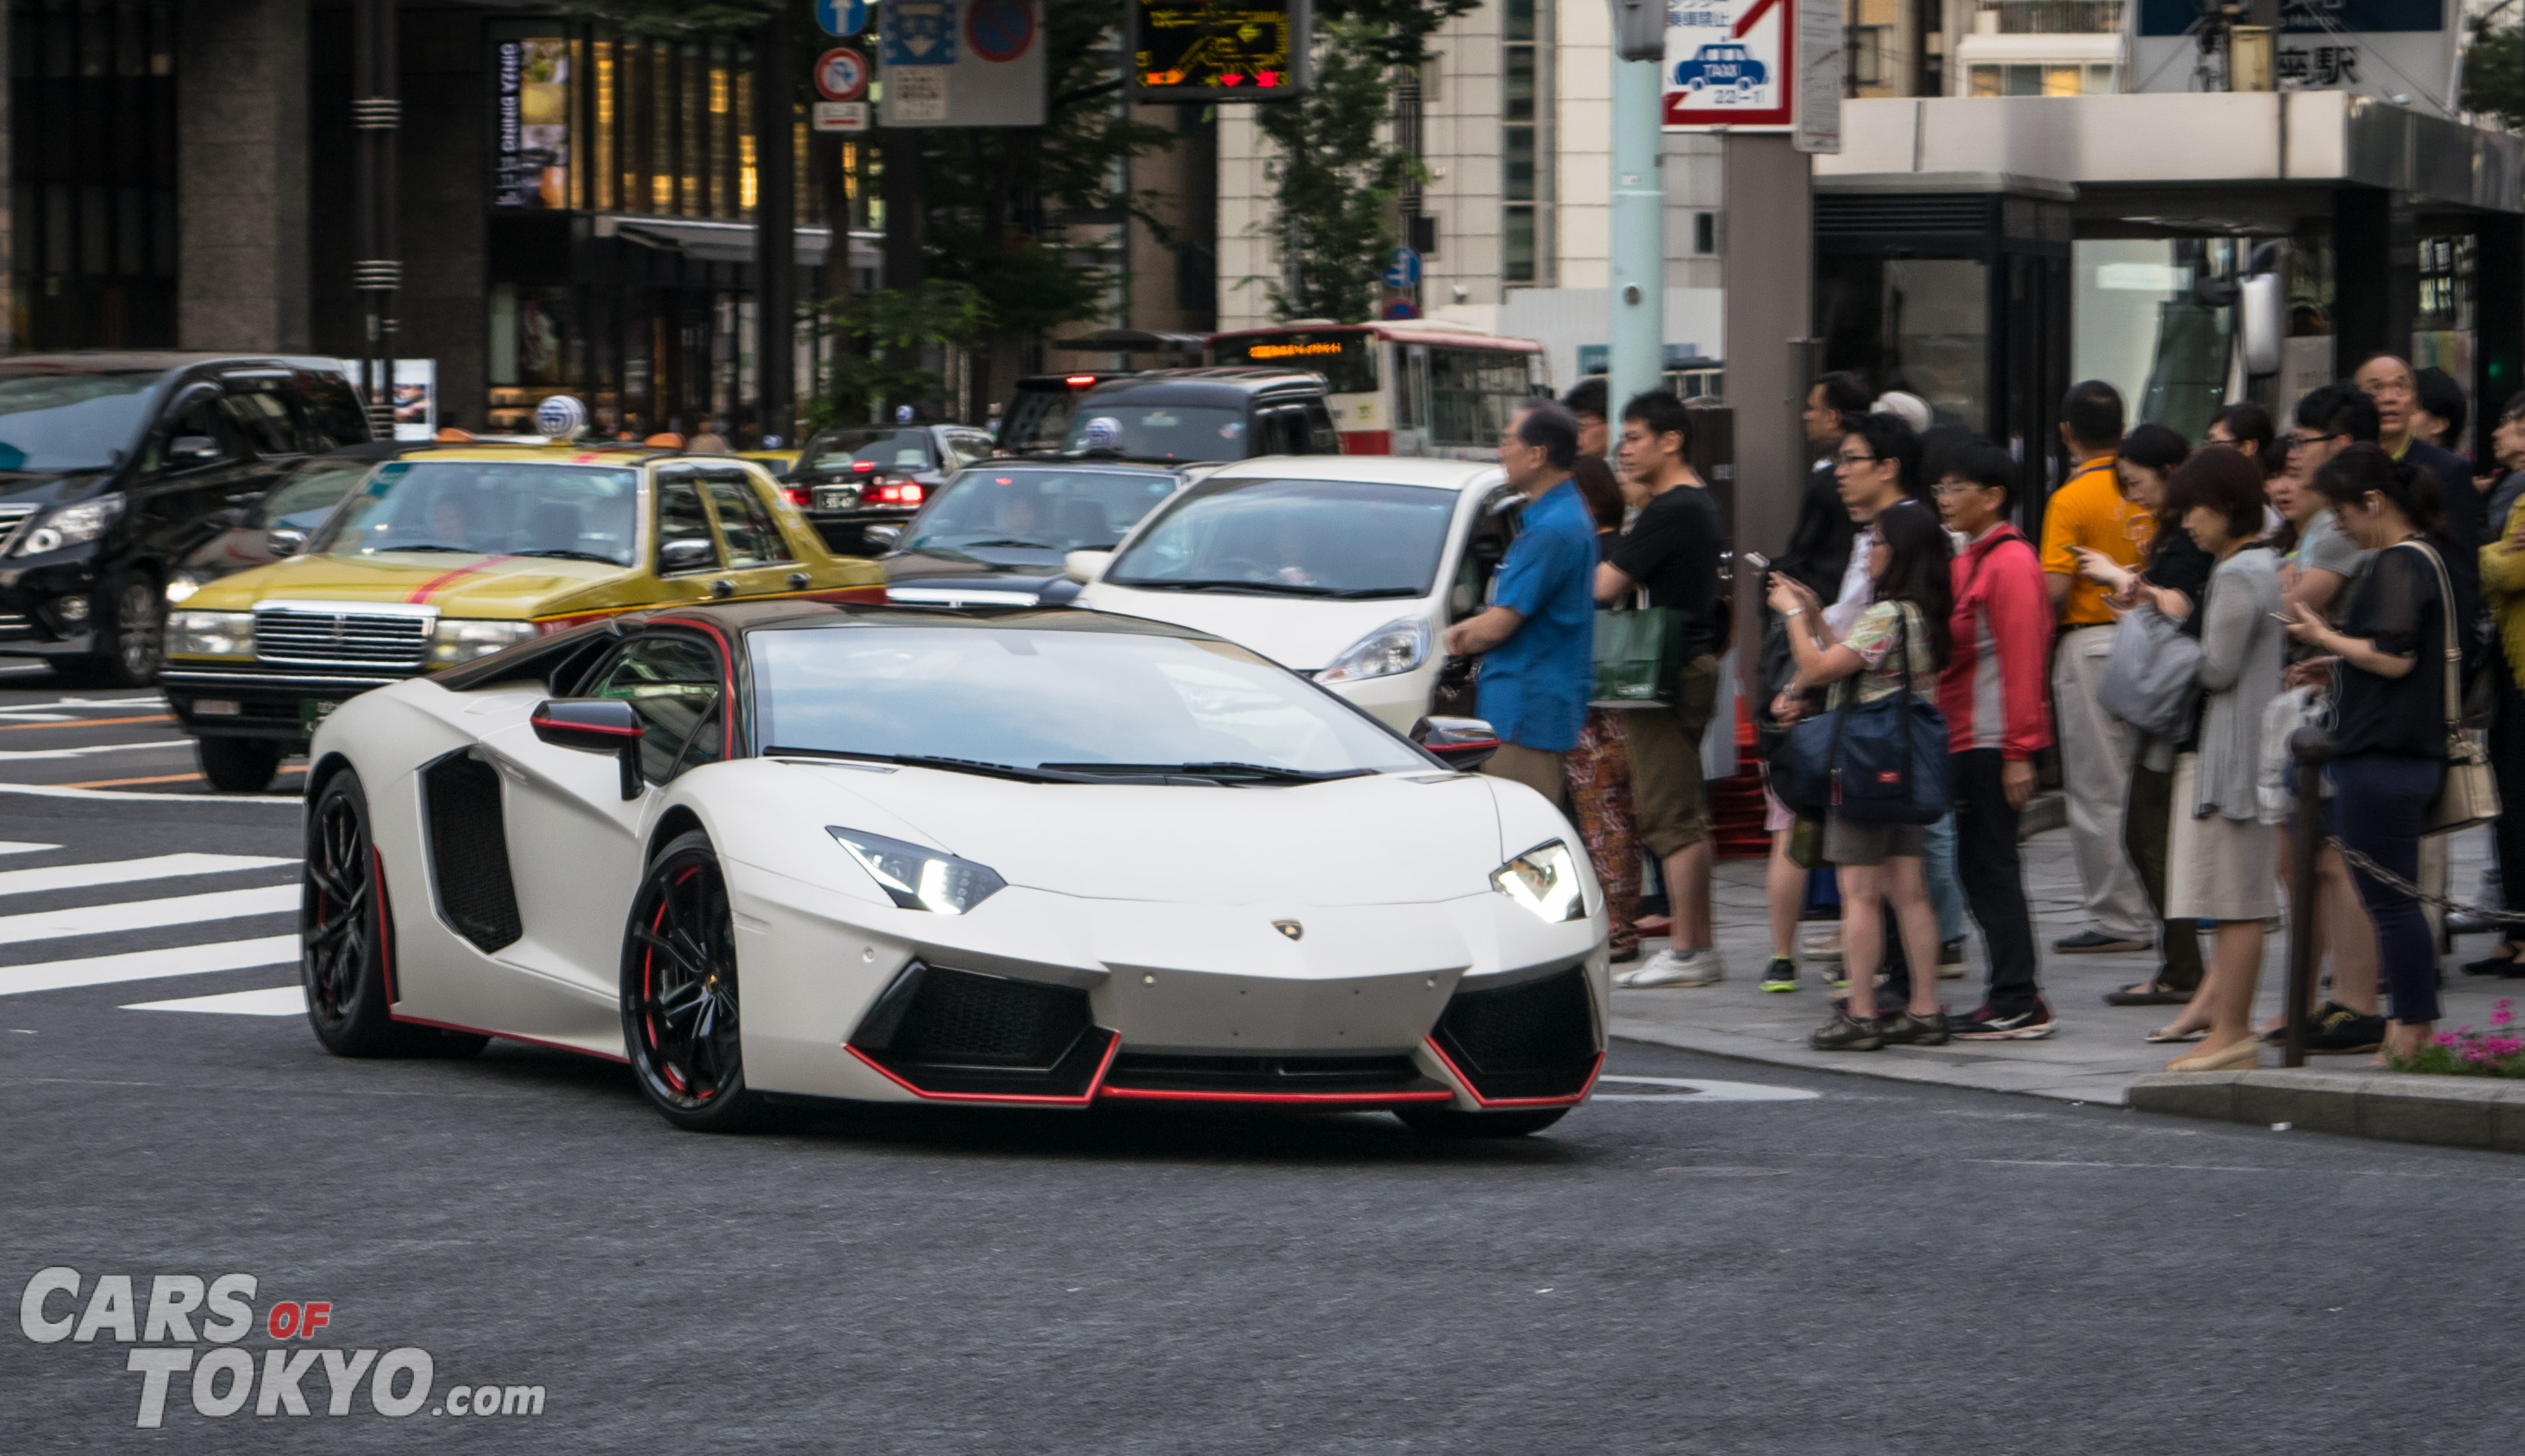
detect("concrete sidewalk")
(1611, 820), (2520, 1106)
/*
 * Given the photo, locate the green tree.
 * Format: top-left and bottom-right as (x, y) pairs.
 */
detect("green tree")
(1253, 0), (1479, 323)
(802, 281), (990, 431)
(2465, 19), (2525, 131)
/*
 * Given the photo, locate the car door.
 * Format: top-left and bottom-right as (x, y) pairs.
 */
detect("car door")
(1431, 484), (1524, 717)
(486, 630), (730, 1029)
(648, 467), (729, 605)
(694, 467), (814, 601)
(131, 380), (265, 583)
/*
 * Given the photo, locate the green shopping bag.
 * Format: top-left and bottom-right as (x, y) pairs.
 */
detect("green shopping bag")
(1589, 605), (1688, 708)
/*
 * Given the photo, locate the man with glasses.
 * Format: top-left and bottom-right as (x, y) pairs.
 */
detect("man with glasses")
(2283, 384), (2380, 621)
(2039, 380), (2155, 956)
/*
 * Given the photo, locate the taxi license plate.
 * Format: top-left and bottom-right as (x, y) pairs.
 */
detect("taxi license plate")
(814, 486), (859, 512)
(299, 698), (341, 735)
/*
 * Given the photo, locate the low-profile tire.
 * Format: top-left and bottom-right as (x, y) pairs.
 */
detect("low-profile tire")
(1394, 1106), (1569, 1138)
(620, 830), (763, 1132)
(58, 573), (165, 688)
(301, 769), (486, 1058)
(197, 736), (285, 793)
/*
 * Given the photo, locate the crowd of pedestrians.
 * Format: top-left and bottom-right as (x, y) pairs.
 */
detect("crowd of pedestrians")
(1459, 357), (2518, 1070)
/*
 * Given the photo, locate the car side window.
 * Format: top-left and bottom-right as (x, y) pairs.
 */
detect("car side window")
(222, 384), (302, 458)
(701, 474), (791, 566)
(1451, 488), (1524, 620)
(656, 477), (722, 574)
(948, 431), (994, 467)
(591, 636), (725, 783)
(1302, 401), (1341, 454)
(295, 372), (370, 451)
(151, 390), (245, 472)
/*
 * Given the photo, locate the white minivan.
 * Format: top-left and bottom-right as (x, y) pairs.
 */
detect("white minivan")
(1068, 455), (1523, 733)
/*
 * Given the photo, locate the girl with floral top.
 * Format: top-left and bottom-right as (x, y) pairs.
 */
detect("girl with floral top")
(1767, 502), (1956, 1051)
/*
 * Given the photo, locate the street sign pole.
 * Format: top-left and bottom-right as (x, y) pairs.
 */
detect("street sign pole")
(1608, 6), (1663, 431)
(351, 0), (401, 437)
(755, 8), (796, 446)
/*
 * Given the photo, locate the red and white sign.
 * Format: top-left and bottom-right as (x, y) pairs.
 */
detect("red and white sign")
(814, 46), (870, 103)
(1664, 0), (1794, 131)
(962, 0), (1036, 65)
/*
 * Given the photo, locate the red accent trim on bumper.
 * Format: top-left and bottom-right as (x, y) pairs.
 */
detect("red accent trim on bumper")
(1096, 1084), (1453, 1106)
(1421, 1039), (1604, 1108)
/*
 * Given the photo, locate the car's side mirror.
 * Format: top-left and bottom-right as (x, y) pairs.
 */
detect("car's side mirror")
(169, 435), (220, 463)
(863, 524), (902, 551)
(265, 526), (307, 557)
(659, 538), (715, 573)
(1064, 549), (1111, 584)
(531, 698), (645, 798)
(1409, 715), (1500, 771)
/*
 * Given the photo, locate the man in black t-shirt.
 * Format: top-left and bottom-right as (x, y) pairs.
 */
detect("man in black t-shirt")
(1599, 391), (1729, 987)
(1774, 372), (1869, 600)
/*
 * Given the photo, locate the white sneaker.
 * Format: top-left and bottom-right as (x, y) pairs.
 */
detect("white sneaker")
(1617, 948), (1724, 987)
(1797, 924), (1844, 962)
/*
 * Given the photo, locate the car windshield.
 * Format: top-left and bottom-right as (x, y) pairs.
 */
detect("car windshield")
(804, 428), (936, 473)
(306, 461), (641, 564)
(1103, 476), (1457, 598)
(1062, 403), (1246, 461)
(906, 467), (1179, 555)
(753, 624), (1425, 778)
(255, 460), (374, 530)
(0, 370), (158, 471)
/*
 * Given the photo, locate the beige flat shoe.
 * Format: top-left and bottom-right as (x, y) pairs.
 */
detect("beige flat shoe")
(2167, 1036), (2261, 1073)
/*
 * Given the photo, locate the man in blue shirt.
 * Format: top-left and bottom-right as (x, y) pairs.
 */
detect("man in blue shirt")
(1443, 400), (1597, 806)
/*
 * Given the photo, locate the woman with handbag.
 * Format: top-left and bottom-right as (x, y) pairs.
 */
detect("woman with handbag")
(2285, 445), (2479, 1063)
(2116, 451), (2288, 1071)
(1768, 503), (1956, 1051)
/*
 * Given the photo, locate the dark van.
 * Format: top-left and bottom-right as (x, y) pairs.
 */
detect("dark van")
(1061, 368), (1340, 463)
(0, 352), (371, 684)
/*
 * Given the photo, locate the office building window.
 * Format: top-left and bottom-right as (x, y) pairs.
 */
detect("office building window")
(1503, 0), (1552, 284)
(1966, 62), (2115, 96)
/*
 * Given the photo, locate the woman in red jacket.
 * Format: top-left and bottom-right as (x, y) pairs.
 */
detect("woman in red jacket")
(1934, 440), (2058, 1038)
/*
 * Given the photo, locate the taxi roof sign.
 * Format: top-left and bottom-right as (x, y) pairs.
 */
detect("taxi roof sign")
(1129, 0), (1311, 102)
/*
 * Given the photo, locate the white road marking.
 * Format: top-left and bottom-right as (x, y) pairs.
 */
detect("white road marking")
(123, 985), (306, 1016)
(0, 739), (195, 763)
(0, 781), (296, 804)
(0, 711), (72, 721)
(0, 695), (164, 709)
(0, 936), (298, 997)
(1592, 1075), (1822, 1103)
(0, 841), (60, 855)
(0, 885), (298, 946)
(0, 853), (295, 899)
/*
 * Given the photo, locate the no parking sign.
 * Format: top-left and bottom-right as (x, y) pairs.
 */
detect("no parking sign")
(814, 47), (870, 103)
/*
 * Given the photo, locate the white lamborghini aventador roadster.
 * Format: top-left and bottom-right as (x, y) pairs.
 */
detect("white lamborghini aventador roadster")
(298, 601), (1608, 1135)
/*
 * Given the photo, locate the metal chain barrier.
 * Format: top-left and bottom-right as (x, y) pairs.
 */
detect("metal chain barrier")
(2323, 837), (2525, 924)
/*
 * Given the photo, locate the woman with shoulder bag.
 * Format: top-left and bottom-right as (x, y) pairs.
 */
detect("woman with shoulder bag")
(2285, 445), (2477, 1064)
(1767, 504), (1956, 1051)
(2117, 451), (2287, 1071)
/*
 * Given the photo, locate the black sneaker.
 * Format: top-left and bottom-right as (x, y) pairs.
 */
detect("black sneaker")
(1937, 939), (1967, 980)
(1760, 958), (1798, 993)
(2302, 1004), (2387, 1055)
(2054, 929), (2150, 954)
(1879, 1010), (1952, 1046)
(1810, 1011), (1884, 1051)
(1950, 999), (2060, 1041)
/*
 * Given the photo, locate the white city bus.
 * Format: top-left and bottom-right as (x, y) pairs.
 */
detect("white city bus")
(1206, 321), (1549, 459)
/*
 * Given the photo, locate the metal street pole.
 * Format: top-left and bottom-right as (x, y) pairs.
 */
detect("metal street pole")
(755, 9), (797, 447)
(351, 0), (400, 438)
(1607, 43), (1664, 424)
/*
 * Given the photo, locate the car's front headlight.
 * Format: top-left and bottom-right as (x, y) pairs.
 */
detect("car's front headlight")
(429, 618), (540, 666)
(1490, 840), (1587, 924)
(163, 572), (208, 605)
(828, 827), (1007, 914)
(1315, 615), (1429, 685)
(167, 610), (255, 659)
(17, 496), (123, 555)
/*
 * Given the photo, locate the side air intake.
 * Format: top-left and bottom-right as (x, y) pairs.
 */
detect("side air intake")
(1428, 964), (1599, 1103)
(421, 751), (522, 954)
(849, 962), (1112, 1100)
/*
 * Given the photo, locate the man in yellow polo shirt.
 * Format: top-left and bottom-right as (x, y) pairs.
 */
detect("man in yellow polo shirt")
(2039, 380), (2155, 955)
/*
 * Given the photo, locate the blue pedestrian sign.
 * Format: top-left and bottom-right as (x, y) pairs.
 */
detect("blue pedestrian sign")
(882, 1), (956, 65)
(816, 0), (870, 37)
(1382, 246), (1421, 288)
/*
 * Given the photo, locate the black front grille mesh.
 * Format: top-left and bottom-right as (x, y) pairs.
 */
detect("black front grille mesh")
(422, 753), (522, 954)
(851, 963), (1108, 1098)
(1431, 966), (1598, 1101)
(1104, 1052), (1442, 1097)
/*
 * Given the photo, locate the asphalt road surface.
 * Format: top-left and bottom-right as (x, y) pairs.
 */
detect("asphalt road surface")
(3, 668), (2520, 1453)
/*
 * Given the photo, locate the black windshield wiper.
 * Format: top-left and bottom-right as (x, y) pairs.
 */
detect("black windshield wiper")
(954, 538), (1062, 550)
(1039, 760), (1376, 785)
(510, 548), (622, 563)
(372, 543), (476, 553)
(764, 747), (1119, 784)
(1116, 579), (1340, 597)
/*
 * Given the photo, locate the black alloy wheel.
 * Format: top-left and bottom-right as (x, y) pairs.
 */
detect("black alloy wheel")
(56, 573), (165, 688)
(1394, 1106), (1569, 1138)
(621, 831), (761, 1131)
(301, 769), (485, 1059)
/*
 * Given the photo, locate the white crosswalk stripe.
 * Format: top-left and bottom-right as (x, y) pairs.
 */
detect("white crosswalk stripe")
(123, 985), (307, 1016)
(0, 841), (60, 855)
(0, 935), (299, 997)
(0, 853), (295, 899)
(0, 885), (297, 948)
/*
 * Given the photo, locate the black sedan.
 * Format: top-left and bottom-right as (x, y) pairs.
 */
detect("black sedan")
(881, 460), (1195, 609)
(781, 423), (999, 555)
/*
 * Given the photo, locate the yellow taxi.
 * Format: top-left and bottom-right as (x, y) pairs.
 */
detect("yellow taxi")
(161, 444), (884, 790)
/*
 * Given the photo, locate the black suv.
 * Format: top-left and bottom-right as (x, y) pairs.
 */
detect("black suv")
(0, 353), (371, 684)
(1059, 368), (1340, 461)
(879, 458), (1200, 609)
